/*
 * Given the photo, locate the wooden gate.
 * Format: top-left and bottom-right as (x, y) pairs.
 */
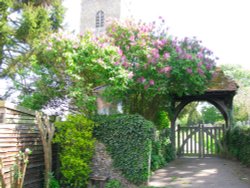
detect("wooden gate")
(177, 124), (225, 157)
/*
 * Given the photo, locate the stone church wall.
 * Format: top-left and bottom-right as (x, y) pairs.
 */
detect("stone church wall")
(91, 142), (136, 188)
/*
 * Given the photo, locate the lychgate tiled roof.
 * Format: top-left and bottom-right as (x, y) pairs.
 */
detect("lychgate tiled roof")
(207, 68), (238, 92)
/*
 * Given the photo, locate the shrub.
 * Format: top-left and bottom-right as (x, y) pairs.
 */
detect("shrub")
(53, 114), (95, 187)
(94, 114), (154, 184)
(151, 131), (174, 171)
(49, 172), (60, 188)
(223, 126), (250, 166)
(105, 179), (123, 188)
(151, 111), (175, 171)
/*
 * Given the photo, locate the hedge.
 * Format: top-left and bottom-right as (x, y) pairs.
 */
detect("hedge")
(223, 126), (250, 166)
(93, 114), (154, 184)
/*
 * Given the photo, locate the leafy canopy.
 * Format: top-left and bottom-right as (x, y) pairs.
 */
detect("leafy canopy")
(221, 64), (250, 121)
(0, 0), (64, 98)
(104, 19), (217, 120)
(5, 18), (217, 117)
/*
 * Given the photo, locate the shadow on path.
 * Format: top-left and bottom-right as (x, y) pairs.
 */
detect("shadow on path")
(149, 157), (250, 188)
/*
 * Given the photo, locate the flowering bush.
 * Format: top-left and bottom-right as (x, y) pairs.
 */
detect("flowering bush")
(24, 30), (130, 111)
(104, 18), (217, 120)
(22, 18), (217, 118)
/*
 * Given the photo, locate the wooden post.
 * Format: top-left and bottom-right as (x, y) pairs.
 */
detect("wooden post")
(201, 124), (204, 158)
(170, 101), (177, 158)
(177, 124), (180, 157)
(194, 127), (197, 155)
(214, 128), (217, 155)
(185, 128), (188, 155)
(198, 124), (202, 158)
(170, 120), (176, 157)
(182, 128), (185, 155)
(190, 127), (193, 155)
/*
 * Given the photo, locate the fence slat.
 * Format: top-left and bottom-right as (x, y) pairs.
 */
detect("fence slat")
(178, 125), (180, 156)
(0, 102), (44, 188)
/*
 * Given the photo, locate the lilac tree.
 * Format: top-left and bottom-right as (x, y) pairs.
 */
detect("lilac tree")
(19, 18), (217, 120)
(104, 19), (217, 120)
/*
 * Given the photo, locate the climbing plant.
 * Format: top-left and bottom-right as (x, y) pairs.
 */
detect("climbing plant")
(94, 114), (154, 184)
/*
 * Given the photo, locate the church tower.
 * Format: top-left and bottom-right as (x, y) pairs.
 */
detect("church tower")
(80, 0), (133, 33)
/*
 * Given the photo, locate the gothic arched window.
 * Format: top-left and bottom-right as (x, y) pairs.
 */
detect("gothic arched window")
(96, 10), (104, 28)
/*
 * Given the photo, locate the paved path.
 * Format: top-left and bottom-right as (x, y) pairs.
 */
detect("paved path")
(149, 157), (250, 188)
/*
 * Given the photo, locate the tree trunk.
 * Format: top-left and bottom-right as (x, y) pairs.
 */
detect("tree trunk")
(36, 112), (55, 188)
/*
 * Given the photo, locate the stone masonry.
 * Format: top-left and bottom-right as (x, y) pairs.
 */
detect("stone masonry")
(80, 0), (133, 33)
(91, 141), (137, 188)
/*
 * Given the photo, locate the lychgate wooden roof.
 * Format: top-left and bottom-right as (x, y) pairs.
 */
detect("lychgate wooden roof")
(207, 68), (238, 92)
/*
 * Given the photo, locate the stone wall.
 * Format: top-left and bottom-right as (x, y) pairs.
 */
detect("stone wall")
(80, 0), (121, 33)
(91, 142), (137, 188)
(80, 0), (135, 34)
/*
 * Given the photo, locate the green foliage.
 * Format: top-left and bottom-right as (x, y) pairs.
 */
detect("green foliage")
(16, 5), (51, 42)
(151, 111), (174, 171)
(221, 64), (250, 87)
(0, 0), (64, 67)
(151, 129), (175, 171)
(53, 114), (95, 187)
(201, 105), (224, 124)
(6, 18), (216, 118)
(94, 114), (154, 184)
(105, 19), (216, 121)
(20, 92), (52, 110)
(178, 102), (202, 126)
(0, 0), (64, 104)
(104, 179), (123, 188)
(223, 126), (250, 166)
(234, 103), (249, 122)
(221, 64), (250, 121)
(11, 148), (32, 188)
(178, 102), (225, 125)
(49, 172), (60, 188)
(151, 140), (166, 171)
(154, 111), (170, 130)
(19, 31), (129, 112)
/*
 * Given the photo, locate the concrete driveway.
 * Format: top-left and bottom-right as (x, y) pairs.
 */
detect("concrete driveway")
(148, 157), (250, 188)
